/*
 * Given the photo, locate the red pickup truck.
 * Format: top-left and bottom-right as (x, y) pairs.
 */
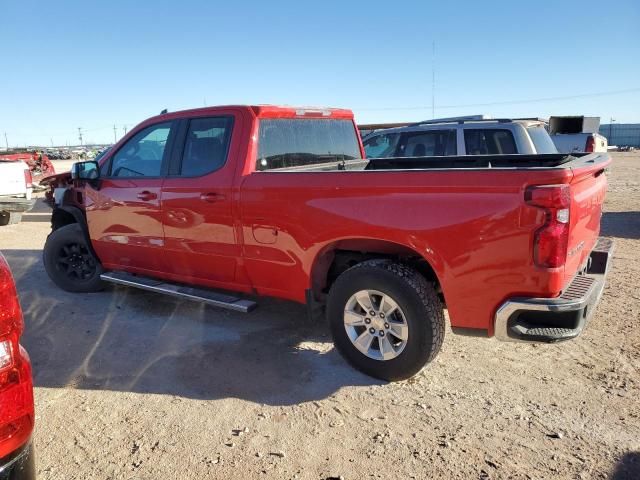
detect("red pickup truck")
(41, 105), (613, 380)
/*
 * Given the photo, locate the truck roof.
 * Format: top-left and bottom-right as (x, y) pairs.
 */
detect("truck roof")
(142, 105), (355, 126)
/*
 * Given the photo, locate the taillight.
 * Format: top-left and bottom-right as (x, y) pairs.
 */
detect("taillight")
(23, 169), (33, 189)
(585, 136), (595, 152)
(0, 254), (34, 459)
(525, 185), (570, 268)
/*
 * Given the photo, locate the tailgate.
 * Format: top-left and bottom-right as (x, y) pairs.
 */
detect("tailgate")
(564, 154), (609, 285)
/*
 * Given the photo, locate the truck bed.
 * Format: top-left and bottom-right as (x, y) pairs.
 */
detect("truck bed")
(364, 153), (591, 170)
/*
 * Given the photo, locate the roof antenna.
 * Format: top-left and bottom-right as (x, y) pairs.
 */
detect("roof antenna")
(160, 108), (168, 114)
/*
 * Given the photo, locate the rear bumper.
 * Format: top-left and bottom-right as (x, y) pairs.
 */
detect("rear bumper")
(495, 237), (614, 343)
(0, 197), (35, 213)
(0, 442), (35, 480)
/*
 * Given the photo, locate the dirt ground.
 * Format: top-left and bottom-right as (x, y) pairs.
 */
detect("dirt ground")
(1, 153), (638, 479)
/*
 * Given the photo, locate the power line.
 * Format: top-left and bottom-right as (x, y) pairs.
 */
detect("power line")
(355, 87), (640, 112)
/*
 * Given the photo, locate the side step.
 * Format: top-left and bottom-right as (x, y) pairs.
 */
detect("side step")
(100, 271), (257, 313)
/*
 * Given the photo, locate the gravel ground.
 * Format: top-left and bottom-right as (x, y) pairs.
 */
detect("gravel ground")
(1, 153), (638, 479)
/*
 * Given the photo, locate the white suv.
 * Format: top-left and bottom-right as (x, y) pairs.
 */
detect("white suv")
(361, 117), (558, 159)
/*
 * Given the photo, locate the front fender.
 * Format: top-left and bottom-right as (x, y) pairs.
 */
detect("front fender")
(50, 205), (101, 263)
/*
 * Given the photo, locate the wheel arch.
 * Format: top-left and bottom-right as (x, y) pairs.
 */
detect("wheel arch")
(309, 238), (444, 302)
(50, 206), (101, 261)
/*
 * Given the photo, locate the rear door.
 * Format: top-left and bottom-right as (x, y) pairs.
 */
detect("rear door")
(85, 121), (175, 273)
(160, 113), (242, 286)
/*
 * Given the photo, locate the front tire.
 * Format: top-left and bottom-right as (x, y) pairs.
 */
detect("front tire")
(43, 223), (105, 293)
(327, 259), (445, 381)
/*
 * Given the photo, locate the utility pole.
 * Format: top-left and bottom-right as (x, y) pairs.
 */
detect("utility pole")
(78, 127), (83, 146)
(123, 125), (128, 135)
(113, 125), (118, 143)
(610, 117), (615, 144)
(51, 138), (54, 147)
(3, 132), (8, 150)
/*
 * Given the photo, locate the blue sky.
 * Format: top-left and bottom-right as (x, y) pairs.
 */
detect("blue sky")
(1, 0), (639, 146)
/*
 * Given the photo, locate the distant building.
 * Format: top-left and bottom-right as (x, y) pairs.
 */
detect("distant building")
(599, 123), (640, 147)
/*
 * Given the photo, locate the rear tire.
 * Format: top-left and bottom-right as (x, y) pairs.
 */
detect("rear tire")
(327, 259), (445, 381)
(0, 211), (22, 226)
(43, 223), (105, 293)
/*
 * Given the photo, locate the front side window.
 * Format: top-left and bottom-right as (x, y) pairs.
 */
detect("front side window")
(109, 122), (172, 177)
(363, 133), (400, 158)
(256, 119), (361, 171)
(181, 117), (233, 176)
(399, 130), (456, 157)
(464, 129), (516, 155)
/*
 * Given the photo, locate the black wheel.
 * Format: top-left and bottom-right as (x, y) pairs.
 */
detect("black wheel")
(327, 259), (445, 381)
(0, 211), (22, 226)
(43, 223), (105, 293)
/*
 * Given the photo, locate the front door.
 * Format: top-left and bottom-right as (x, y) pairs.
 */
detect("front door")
(86, 121), (175, 274)
(160, 115), (241, 286)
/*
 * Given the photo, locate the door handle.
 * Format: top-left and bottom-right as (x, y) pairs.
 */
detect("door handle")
(137, 191), (157, 201)
(200, 192), (225, 203)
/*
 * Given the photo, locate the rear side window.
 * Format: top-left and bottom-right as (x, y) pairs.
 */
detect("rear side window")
(527, 126), (558, 154)
(181, 117), (233, 176)
(464, 129), (516, 155)
(399, 130), (456, 157)
(257, 119), (361, 171)
(363, 133), (400, 158)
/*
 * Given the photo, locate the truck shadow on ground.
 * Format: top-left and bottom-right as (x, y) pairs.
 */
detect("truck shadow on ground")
(5, 250), (381, 406)
(601, 211), (640, 240)
(611, 452), (640, 480)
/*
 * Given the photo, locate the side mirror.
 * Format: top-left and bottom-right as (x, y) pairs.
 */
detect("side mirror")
(71, 161), (100, 181)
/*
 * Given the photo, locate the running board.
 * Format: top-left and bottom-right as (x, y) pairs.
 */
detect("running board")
(100, 271), (257, 313)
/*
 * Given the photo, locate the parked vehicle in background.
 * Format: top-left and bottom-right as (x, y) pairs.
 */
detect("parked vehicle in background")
(548, 115), (608, 153)
(41, 105), (612, 381)
(0, 161), (35, 226)
(0, 151), (56, 185)
(360, 116), (558, 159)
(0, 253), (36, 479)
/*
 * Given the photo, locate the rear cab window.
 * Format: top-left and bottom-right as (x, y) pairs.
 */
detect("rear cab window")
(464, 129), (516, 155)
(256, 119), (361, 171)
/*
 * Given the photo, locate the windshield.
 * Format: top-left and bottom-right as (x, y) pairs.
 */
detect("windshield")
(527, 126), (558, 153)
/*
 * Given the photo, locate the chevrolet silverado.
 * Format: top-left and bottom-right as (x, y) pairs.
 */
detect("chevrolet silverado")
(40, 105), (613, 380)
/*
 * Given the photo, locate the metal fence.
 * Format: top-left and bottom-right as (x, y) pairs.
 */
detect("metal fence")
(599, 123), (640, 147)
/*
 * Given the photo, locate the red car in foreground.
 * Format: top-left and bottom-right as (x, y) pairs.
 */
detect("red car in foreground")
(40, 105), (613, 380)
(0, 253), (35, 479)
